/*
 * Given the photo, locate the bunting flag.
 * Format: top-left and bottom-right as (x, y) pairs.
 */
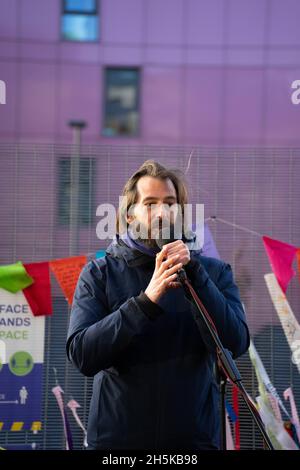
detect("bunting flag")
(255, 395), (298, 450)
(268, 393), (283, 424)
(248, 341), (291, 418)
(225, 401), (237, 450)
(52, 385), (73, 450)
(0, 288), (45, 431)
(226, 412), (235, 450)
(264, 273), (300, 374)
(0, 262), (33, 293)
(284, 388), (300, 444)
(23, 262), (52, 317)
(67, 399), (88, 448)
(226, 400), (238, 424)
(49, 256), (87, 305)
(262, 236), (297, 293)
(249, 341), (298, 449)
(232, 386), (240, 450)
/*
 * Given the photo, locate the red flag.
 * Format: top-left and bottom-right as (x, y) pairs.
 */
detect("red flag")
(262, 236), (297, 293)
(49, 256), (87, 305)
(233, 385), (240, 450)
(23, 262), (53, 316)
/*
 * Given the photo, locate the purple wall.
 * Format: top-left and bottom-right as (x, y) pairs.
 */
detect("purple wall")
(1, 0), (300, 145)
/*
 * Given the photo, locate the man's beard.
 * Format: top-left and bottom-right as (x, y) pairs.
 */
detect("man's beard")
(138, 236), (158, 249)
(130, 220), (176, 249)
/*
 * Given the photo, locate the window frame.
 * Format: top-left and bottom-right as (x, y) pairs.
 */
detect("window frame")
(62, 0), (98, 16)
(61, 0), (99, 43)
(102, 67), (141, 139)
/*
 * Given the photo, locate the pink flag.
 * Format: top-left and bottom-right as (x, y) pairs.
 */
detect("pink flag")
(262, 236), (297, 293)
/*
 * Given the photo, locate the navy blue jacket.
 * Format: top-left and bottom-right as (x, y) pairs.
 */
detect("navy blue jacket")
(66, 236), (250, 450)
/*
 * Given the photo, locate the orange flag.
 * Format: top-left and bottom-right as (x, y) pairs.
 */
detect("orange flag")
(262, 236), (297, 293)
(50, 256), (87, 305)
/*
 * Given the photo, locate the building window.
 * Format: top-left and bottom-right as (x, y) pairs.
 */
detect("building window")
(61, 0), (99, 42)
(103, 68), (140, 137)
(58, 158), (95, 226)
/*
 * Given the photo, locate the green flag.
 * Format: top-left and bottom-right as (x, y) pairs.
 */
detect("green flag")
(0, 261), (34, 293)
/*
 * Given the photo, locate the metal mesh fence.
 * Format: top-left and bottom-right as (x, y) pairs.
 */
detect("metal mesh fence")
(0, 143), (300, 449)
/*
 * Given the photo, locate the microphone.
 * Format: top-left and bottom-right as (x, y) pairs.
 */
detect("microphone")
(155, 225), (177, 249)
(155, 226), (188, 284)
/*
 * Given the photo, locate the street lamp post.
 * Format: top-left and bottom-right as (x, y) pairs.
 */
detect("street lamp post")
(68, 120), (86, 257)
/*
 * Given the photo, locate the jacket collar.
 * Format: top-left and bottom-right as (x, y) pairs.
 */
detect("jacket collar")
(106, 232), (203, 268)
(106, 235), (154, 267)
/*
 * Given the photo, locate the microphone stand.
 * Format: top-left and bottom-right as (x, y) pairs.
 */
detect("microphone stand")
(177, 268), (274, 451)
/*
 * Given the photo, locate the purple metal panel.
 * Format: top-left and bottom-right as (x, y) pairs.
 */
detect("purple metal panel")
(226, 49), (264, 67)
(58, 64), (102, 139)
(264, 68), (300, 145)
(146, 0), (184, 46)
(186, 0), (224, 46)
(19, 62), (56, 137)
(102, 0), (144, 44)
(0, 40), (18, 60)
(0, 61), (17, 137)
(143, 67), (182, 142)
(184, 67), (223, 143)
(60, 43), (100, 63)
(20, 43), (58, 62)
(186, 48), (223, 66)
(268, 49), (300, 66)
(19, 0), (60, 42)
(0, 0), (17, 39)
(223, 69), (264, 145)
(227, 0), (267, 46)
(102, 45), (142, 65)
(269, 0), (300, 45)
(145, 47), (182, 66)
